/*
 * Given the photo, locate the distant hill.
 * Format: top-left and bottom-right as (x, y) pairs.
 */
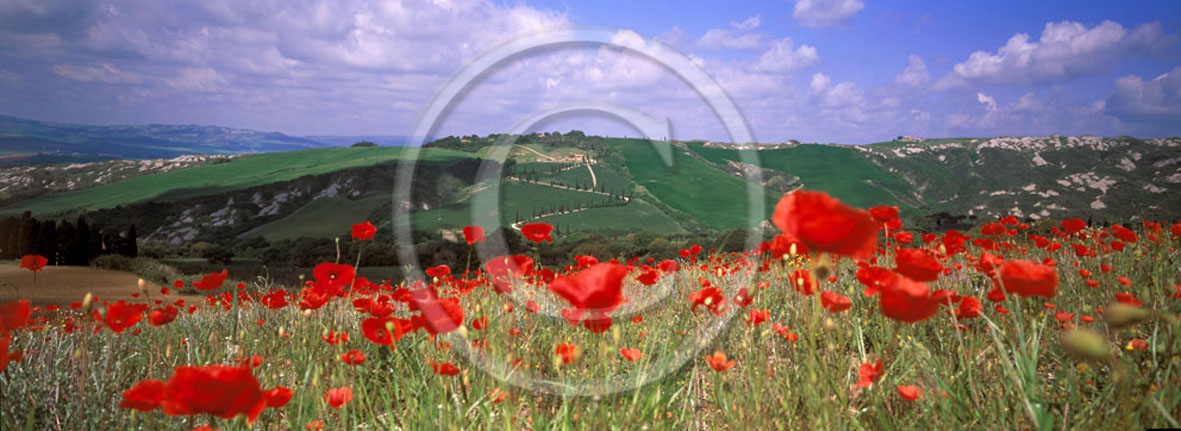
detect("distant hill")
(0, 115), (336, 165)
(301, 135), (409, 147)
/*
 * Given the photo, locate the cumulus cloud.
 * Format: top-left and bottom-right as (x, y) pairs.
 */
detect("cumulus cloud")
(697, 15), (762, 50)
(976, 92), (997, 111)
(1104, 66), (1181, 123)
(792, 0), (864, 28)
(892, 55), (930, 88)
(752, 37), (819, 73)
(938, 20), (1168, 87)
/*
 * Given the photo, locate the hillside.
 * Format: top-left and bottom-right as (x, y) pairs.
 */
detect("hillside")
(2, 132), (1178, 246)
(0, 115), (336, 164)
(859, 136), (1181, 220)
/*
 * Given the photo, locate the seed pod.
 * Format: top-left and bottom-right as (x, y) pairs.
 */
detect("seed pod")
(1062, 328), (1110, 361)
(1105, 303), (1152, 330)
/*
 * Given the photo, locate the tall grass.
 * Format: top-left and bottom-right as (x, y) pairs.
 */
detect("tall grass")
(2, 235), (1179, 430)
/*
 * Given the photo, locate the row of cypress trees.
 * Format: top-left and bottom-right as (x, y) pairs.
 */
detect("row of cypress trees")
(0, 211), (137, 265)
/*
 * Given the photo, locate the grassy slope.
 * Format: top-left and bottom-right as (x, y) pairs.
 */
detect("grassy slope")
(606, 138), (773, 229)
(239, 195), (391, 241)
(408, 179), (683, 233)
(1, 147), (473, 217)
(685, 142), (917, 210)
(544, 164), (632, 194)
(533, 198), (686, 234)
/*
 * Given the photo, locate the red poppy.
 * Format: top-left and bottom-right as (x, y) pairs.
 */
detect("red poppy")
(520, 222), (554, 243)
(856, 359), (883, 388)
(312, 263), (355, 292)
(0, 300), (31, 333)
(0, 335), (21, 372)
(636, 270), (660, 286)
(431, 362), (460, 376)
(192, 270), (229, 291)
(772, 191), (879, 260)
(1114, 292), (1142, 306)
(408, 288), (464, 335)
(1171, 223), (1181, 238)
(321, 331), (348, 345)
(658, 259), (679, 272)
(547, 263), (629, 333)
(1110, 225), (1138, 243)
(893, 231), (914, 245)
(324, 387), (353, 409)
(869, 205), (900, 222)
(463, 226), (486, 244)
(747, 308), (770, 326)
(791, 269), (817, 295)
(153, 365), (267, 423)
(148, 306), (179, 326)
(877, 272), (949, 323)
(996, 260), (1059, 298)
(102, 301), (149, 333)
(352, 221), (377, 240)
(361, 317), (410, 346)
(769, 233), (810, 259)
(953, 296), (982, 319)
(690, 287), (726, 316)
(425, 265), (450, 278)
(555, 343), (578, 364)
(1061, 218), (1087, 235)
(120, 379), (165, 411)
(893, 248), (942, 282)
(704, 350), (735, 372)
(733, 287), (753, 308)
(484, 255), (535, 294)
(855, 266), (893, 296)
(897, 385), (922, 401)
(19, 254), (48, 272)
(620, 348), (642, 361)
(820, 291), (852, 313)
(341, 349), (366, 365)
(263, 387), (293, 408)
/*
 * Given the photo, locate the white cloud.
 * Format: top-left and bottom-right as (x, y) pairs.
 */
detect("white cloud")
(809, 73), (862, 107)
(792, 0), (864, 28)
(1104, 66), (1181, 123)
(893, 55), (930, 88)
(51, 63), (142, 84)
(938, 20), (1167, 87)
(752, 37), (819, 73)
(697, 15), (762, 50)
(977, 92), (997, 111)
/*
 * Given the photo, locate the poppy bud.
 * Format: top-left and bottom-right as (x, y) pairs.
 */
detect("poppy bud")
(457, 325), (469, 339)
(812, 254), (831, 280)
(302, 309), (312, 318)
(612, 325), (620, 344)
(82, 292), (94, 313)
(138, 278), (147, 293)
(1062, 328), (1110, 361)
(1104, 303), (1152, 330)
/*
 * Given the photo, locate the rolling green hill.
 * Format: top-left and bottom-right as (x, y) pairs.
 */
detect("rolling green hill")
(684, 142), (919, 210)
(605, 138), (776, 229)
(0, 146), (473, 217)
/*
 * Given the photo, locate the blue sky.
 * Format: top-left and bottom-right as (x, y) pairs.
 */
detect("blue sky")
(0, 0), (1178, 144)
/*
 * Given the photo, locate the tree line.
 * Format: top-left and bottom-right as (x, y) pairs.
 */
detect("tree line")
(0, 212), (138, 265)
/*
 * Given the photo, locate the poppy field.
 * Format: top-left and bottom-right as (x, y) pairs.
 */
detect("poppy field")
(2, 190), (1181, 430)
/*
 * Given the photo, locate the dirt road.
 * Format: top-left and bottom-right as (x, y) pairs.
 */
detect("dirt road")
(0, 261), (196, 307)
